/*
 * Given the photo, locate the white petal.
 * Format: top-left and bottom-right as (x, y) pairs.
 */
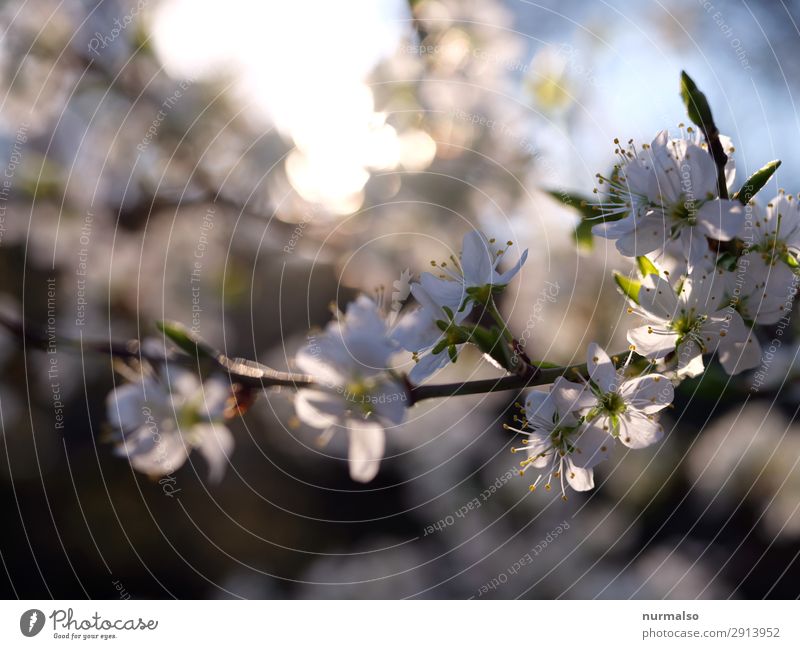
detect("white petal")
(408, 350), (450, 384)
(496, 247), (529, 284)
(194, 423), (234, 483)
(718, 330), (762, 375)
(613, 216), (668, 258)
(526, 432), (551, 469)
(697, 199), (745, 240)
(676, 339), (705, 378)
(637, 274), (679, 320)
(460, 230), (495, 288)
(128, 431), (190, 478)
(570, 424), (612, 469)
(551, 376), (595, 418)
(371, 381), (409, 425)
(617, 412), (664, 449)
(419, 273), (467, 311)
(619, 374), (674, 414)
(197, 376), (232, 419)
(565, 461), (595, 491)
(587, 342), (617, 392)
(345, 295), (389, 341)
(392, 304), (441, 352)
(347, 420), (385, 483)
(295, 344), (347, 386)
(166, 366), (201, 400)
(106, 382), (149, 431)
(627, 325), (679, 359)
(524, 389), (556, 429)
(681, 227), (714, 271)
(295, 389), (346, 429)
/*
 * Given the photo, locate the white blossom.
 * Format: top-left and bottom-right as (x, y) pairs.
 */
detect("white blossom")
(294, 295), (407, 483)
(627, 271), (760, 377)
(107, 369), (233, 482)
(507, 377), (611, 495)
(393, 230), (527, 382)
(563, 343), (673, 449)
(593, 130), (743, 268)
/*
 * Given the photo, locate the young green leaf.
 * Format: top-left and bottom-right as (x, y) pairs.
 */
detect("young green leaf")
(545, 189), (604, 251)
(156, 320), (217, 360)
(680, 71), (714, 130)
(614, 272), (641, 304)
(732, 160), (781, 204)
(636, 256), (659, 278)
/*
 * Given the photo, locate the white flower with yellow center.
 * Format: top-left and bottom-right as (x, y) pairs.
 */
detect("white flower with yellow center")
(507, 377), (611, 496)
(393, 229), (528, 382)
(107, 369), (233, 482)
(563, 343), (673, 449)
(593, 130), (743, 268)
(627, 271), (760, 378)
(294, 295), (407, 483)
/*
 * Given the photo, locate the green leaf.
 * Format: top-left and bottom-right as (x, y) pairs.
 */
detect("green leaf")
(732, 160), (781, 204)
(614, 272), (641, 304)
(636, 256), (659, 278)
(156, 320), (216, 360)
(545, 189), (605, 251)
(546, 190), (598, 219)
(680, 71), (714, 130)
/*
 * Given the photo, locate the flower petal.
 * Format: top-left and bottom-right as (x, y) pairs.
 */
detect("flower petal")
(496, 247), (529, 284)
(419, 273), (467, 312)
(570, 423), (612, 469)
(551, 376), (595, 418)
(524, 389), (556, 429)
(565, 461), (595, 491)
(128, 431), (190, 478)
(460, 230), (495, 288)
(195, 423), (234, 483)
(617, 412), (664, 449)
(408, 349), (451, 384)
(295, 389), (346, 429)
(697, 199), (745, 240)
(618, 374), (674, 414)
(627, 325), (679, 359)
(637, 274), (679, 320)
(392, 304), (441, 352)
(347, 419), (385, 483)
(587, 343), (617, 393)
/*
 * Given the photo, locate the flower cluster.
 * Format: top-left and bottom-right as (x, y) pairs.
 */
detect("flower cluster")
(101, 74), (798, 500)
(293, 231), (528, 481)
(506, 345), (672, 497)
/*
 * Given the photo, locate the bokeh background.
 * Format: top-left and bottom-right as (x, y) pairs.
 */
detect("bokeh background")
(1, 0), (800, 599)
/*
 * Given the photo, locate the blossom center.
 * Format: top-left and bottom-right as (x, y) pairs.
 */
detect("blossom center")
(670, 197), (699, 226)
(600, 391), (626, 415)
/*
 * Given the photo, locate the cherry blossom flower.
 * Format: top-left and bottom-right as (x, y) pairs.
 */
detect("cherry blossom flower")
(719, 256), (793, 325)
(751, 192), (800, 270)
(107, 370), (234, 482)
(294, 295), (407, 483)
(393, 230), (528, 382)
(593, 130), (743, 268)
(564, 343), (673, 449)
(507, 377), (611, 495)
(392, 273), (469, 383)
(627, 271), (760, 378)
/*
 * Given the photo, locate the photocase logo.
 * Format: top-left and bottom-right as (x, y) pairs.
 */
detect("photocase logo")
(20, 609), (45, 637)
